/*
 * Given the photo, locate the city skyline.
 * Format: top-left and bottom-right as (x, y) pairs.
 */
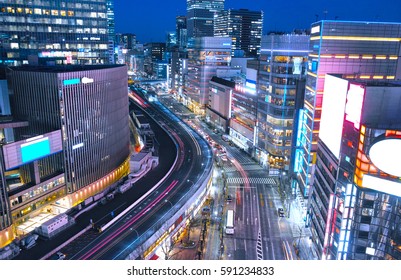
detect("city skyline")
(114, 0), (401, 43)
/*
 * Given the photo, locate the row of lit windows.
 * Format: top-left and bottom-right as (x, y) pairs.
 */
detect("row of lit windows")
(2, 25), (107, 34)
(1, 6), (106, 18)
(6, 0), (106, 6)
(309, 53), (398, 60)
(9, 176), (65, 208)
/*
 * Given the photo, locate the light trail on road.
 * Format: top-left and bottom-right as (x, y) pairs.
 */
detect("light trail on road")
(80, 180), (178, 260)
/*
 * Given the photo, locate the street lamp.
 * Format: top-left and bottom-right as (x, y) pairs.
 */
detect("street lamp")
(165, 199), (173, 211)
(187, 179), (194, 187)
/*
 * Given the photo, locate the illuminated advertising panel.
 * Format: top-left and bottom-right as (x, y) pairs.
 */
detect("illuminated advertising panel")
(369, 138), (401, 177)
(21, 137), (50, 163)
(319, 75), (349, 159)
(362, 174), (401, 197)
(3, 130), (63, 170)
(245, 79), (256, 95)
(345, 83), (365, 130)
(292, 57), (303, 75)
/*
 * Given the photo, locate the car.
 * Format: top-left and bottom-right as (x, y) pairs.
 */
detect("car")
(202, 206), (211, 215)
(278, 208), (285, 217)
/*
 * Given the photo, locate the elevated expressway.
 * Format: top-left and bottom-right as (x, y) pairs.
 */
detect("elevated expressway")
(70, 90), (213, 259)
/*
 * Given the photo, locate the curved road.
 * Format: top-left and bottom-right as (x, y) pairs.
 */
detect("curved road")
(68, 91), (213, 259)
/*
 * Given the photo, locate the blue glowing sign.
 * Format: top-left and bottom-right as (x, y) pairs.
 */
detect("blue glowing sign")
(63, 78), (80, 86)
(21, 138), (51, 163)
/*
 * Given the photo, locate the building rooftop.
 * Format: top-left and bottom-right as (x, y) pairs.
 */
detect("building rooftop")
(7, 64), (125, 73)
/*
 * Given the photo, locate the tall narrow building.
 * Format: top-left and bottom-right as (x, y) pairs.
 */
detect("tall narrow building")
(256, 34), (309, 171)
(0, 0), (112, 65)
(296, 21), (401, 201)
(186, 0), (224, 39)
(214, 9), (263, 57)
(176, 16), (187, 49)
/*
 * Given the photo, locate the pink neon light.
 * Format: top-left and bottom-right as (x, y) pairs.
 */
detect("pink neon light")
(323, 194), (334, 251)
(81, 180), (179, 259)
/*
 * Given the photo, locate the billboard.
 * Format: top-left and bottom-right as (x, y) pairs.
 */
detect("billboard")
(345, 83), (365, 130)
(369, 138), (401, 177)
(319, 75), (349, 159)
(3, 130), (63, 170)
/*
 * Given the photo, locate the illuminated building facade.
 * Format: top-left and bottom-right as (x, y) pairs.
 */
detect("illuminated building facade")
(256, 34), (309, 170)
(0, 0), (112, 65)
(186, 37), (231, 114)
(310, 74), (401, 260)
(297, 21), (401, 201)
(0, 65), (130, 247)
(186, 0), (224, 38)
(214, 9), (263, 57)
(229, 68), (258, 152)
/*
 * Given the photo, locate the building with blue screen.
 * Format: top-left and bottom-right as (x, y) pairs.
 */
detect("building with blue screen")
(0, 64), (130, 247)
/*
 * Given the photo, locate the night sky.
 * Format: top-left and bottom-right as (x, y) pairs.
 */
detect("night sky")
(114, 0), (401, 44)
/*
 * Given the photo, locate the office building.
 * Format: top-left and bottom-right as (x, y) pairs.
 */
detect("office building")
(206, 76), (233, 132)
(296, 21), (401, 201)
(176, 16), (187, 49)
(256, 34), (309, 170)
(310, 74), (401, 260)
(115, 33), (137, 50)
(0, 65), (130, 247)
(0, 0), (113, 65)
(214, 9), (263, 57)
(107, 0), (115, 64)
(186, 37), (231, 114)
(229, 67), (258, 152)
(186, 0), (224, 38)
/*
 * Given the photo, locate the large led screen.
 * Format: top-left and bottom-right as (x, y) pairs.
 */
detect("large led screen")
(319, 75), (349, 159)
(369, 138), (401, 177)
(345, 83), (365, 130)
(21, 137), (51, 163)
(3, 130), (63, 170)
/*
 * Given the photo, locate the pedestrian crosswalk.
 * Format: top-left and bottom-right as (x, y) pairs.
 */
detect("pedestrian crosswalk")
(223, 164), (264, 173)
(226, 177), (277, 185)
(256, 230), (263, 260)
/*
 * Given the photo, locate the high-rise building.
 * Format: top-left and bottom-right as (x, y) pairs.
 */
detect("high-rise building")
(186, 37), (231, 114)
(0, 65), (130, 247)
(296, 21), (401, 201)
(176, 16), (187, 49)
(0, 0), (112, 65)
(214, 9), (263, 57)
(186, 0), (224, 38)
(310, 74), (401, 260)
(107, 0), (115, 64)
(256, 34), (309, 171)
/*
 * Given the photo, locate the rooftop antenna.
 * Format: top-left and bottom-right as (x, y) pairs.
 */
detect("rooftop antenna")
(315, 14), (319, 22)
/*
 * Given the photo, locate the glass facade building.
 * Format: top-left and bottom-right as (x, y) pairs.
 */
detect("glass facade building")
(256, 34), (309, 170)
(297, 21), (401, 200)
(0, 0), (112, 65)
(186, 0), (224, 38)
(214, 9), (263, 57)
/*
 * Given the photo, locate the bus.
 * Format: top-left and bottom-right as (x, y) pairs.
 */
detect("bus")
(225, 210), (234, 234)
